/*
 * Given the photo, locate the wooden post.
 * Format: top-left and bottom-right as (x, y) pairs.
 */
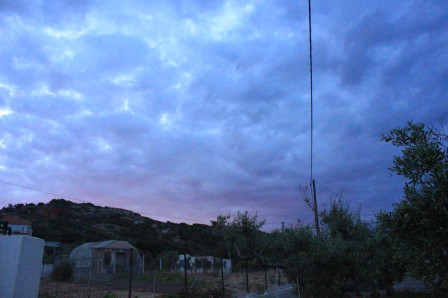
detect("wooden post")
(87, 254), (93, 298)
(275, 267), (279, 295)
(276, 267), (280, 286)
(245, 259), (249, 293)
(220, 257), (225, 296)
(264, 266), (268, 291)
(184, 253), (188, 296)
(312, 179), (320, 236)
(128, 248), (133, 298)
(142, 252), (145, 274)
(153, 274), (156, 296)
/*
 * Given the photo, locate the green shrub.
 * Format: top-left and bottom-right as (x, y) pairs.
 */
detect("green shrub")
(155, 271), (183, 283)
(103, 292), (117, 298)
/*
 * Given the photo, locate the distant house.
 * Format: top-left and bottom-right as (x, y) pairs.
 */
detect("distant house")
(44, 241), (61, 257)
(178, 254), (195, 271)
(0, 215), (32, 235)
(217, 257), (232, 273)
(68, 240), (142, 279)
(178, 254), (231, 273)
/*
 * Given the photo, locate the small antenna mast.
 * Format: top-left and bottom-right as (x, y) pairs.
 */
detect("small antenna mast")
(308, 0), (320, 236)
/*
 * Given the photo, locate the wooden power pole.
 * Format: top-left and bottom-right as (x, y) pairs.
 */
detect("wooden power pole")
(312, 179), (320, 236)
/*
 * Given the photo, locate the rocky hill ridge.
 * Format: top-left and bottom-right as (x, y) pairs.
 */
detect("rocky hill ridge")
(1, 199), (218, 256)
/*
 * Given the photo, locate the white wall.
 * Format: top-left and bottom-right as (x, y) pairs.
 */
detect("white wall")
(221, 259), (232, 273)
(178, 254), (195, 270)
(0, 235), (44, 298)
(177, 255), (232, 273)
(8, 224), (32, 235)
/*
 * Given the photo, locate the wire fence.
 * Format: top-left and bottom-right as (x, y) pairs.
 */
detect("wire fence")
(39, 248), (289, 297)
(39, 247), (435, 297)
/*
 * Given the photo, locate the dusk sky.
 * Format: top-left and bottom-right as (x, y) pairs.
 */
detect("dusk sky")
(0, 0), (447, 229)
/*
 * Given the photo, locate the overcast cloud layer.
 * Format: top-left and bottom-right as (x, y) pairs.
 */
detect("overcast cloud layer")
(0, 0), (447, 228)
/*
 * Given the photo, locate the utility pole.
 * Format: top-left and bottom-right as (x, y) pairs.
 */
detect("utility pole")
(308, 0), (319, 238)
(312, 179), (320, 236)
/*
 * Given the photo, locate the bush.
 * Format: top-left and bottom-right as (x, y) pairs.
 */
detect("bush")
(277, 200), (404, 297)
(103, 292), (117, 298)
(156, 271), (184, 283)
(51, 262), (73, 282)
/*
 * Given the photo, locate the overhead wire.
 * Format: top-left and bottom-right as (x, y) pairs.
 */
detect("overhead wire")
(0, 180), (86, 203)
(0, 179), (286, 227)
(0, 179), (206, 222)
(314, 180), (341, 196)
(314, 180), (382, 215)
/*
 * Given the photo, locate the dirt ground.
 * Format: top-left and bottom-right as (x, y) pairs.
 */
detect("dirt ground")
(39, 269), (284, 297)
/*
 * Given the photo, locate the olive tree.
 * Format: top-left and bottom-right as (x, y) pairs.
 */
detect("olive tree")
(378, 121), (448, 291)
(275, 199), (404, 296)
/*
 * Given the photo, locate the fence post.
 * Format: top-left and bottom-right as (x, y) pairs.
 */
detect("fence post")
(87, 254), (93, 298)
(275, 267), (279, 298)
(128, 248), (133, 298)
(278, 267), (281, 285)
(184, 252), (188, 297)
(220, 257), (225, 296)
(264, 266), (268, 291)
(245, 259), (249, 294)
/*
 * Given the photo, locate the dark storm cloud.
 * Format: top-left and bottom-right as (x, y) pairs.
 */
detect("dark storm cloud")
(0, 0), (446, 227)
(341, 3), (448, 86)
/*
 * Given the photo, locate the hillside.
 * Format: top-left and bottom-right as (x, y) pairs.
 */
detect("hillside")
(1, 199), (218, 256)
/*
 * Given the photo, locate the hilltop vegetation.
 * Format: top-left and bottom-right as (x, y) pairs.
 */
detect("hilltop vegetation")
(1, 199), (218, 256)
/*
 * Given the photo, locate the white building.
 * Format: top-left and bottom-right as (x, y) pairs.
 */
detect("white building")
(177, 254), (231, 273)
(1, 215), (32, 235)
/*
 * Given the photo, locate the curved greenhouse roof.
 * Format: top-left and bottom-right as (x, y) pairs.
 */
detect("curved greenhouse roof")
(69, 240), (138, 261)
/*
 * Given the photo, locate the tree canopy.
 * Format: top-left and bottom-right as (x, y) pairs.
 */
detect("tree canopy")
(211, 211), (265, 261)
(377, 121), (448, 290)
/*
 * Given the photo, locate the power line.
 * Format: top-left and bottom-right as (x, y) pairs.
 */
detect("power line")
(314, 180), (382, 214)
(139, 211), (209, 224)
(0, 180), (85, 203)
(0, 179), (289, 226)
(0, 179), (208, 222)
(314, 180), (341, 196)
